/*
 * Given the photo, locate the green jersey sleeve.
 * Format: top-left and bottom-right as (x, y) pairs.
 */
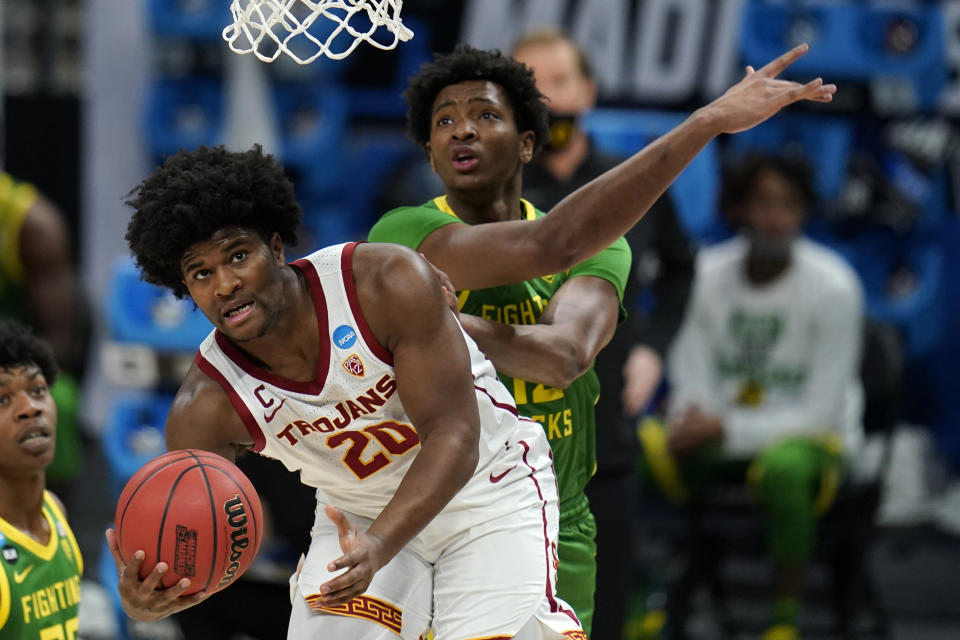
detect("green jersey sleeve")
(367, 202), (461, 250)
(567, 236), (632, 323)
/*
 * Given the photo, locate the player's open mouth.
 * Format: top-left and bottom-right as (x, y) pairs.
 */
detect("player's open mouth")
(224, 301), (255, 323)
(19, 426), (52, 453)
(450, 147), (479, 172)
(19, 428), (50, 443)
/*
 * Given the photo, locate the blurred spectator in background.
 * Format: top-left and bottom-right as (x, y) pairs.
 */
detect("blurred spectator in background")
(640, 152), (864, 640)
(511, 29), (695, 640)
(0, 172), (87, 492)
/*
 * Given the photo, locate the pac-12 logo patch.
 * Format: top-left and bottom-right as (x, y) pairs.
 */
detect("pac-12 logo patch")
(333, 325), (357, 349)
(343, 354), (365, 377)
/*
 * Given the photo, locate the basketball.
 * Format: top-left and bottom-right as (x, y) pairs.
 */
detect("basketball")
(114, 449), (263, 596)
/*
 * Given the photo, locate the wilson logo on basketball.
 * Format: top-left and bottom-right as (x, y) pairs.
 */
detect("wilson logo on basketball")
(342, 354), (365, 377)
(218, 495), (251, 588)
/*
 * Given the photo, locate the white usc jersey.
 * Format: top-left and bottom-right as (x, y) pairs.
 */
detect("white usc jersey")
(195, 242), (551, 533)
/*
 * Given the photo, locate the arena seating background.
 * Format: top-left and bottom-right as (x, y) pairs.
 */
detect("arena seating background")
(98, 0), (960, 474)
(5, 1), (960, 637)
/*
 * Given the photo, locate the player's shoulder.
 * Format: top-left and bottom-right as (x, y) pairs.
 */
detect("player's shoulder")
(167, 359), (251, 448)
(353, 242), (432, 291)
(368, 198), (457, 246)
(289, 242), (355, 277)
(373, 199), (445, 225)
(174, 357), (248, 427)
(794, 238), (862, 297)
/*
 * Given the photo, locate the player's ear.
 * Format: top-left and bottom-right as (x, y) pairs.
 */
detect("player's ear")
(519, 130), (535, 164)
(425, 142), (438, 174)
(269, 232), (285, 264)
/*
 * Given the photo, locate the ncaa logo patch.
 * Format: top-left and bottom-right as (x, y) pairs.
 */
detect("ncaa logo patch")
(343, 354), (365, 377)
(3, 546), (19, 564)
(333, 325), (357, 349)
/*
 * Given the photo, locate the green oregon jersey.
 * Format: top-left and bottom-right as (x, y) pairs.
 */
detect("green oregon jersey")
(369, 196), (631, 516)
(0, 491), (83, 639)
(0, 171), (37, 322)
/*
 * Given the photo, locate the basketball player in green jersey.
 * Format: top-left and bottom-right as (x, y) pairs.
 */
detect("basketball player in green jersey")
(369, 44), (835, 633)
(369, 46), (627, 633)
(0, 320), (83, 639)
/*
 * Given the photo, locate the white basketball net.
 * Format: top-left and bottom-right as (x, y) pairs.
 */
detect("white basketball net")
(223, 0), (414, 64)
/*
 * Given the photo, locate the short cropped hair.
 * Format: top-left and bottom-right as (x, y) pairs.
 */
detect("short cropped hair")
(721, 151), (816, 218)
(404, 44), (550, 153)
(0, 321), (58, 385)
(510, 28), (594, 81)
(125, 145), (302, 299)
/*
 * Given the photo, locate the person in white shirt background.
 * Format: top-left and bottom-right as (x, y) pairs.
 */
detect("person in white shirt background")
(639, 151), (864, 640)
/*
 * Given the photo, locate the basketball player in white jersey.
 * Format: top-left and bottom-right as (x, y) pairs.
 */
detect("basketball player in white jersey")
(106, 44), (834, 638)
(107, 146), (585, 640)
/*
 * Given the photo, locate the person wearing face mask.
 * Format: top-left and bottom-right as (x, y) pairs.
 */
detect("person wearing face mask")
(510, 30), (696, 639)
(641, 152), (865, 640)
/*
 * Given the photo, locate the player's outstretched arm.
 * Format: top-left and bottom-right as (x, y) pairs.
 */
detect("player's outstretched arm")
(418, 44), (834, 291)
(459, 275), (620, 389)
(313, 243), (482, 608)
(105, 367), (254, 621)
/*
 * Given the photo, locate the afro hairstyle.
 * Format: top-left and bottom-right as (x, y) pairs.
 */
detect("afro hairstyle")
(0, 320), (58, 385)
(404, 44), (550, 153)
(125, 145), (302, 299)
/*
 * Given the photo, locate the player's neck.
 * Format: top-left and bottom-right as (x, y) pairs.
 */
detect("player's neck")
(227, 267), (320, 381)
(541, 129), (589, 181)
(444, 173), (525, 224)
(0, 474), (48, 540)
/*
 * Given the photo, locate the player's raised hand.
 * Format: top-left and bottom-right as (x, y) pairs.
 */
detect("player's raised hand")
(105, 528), (207, 622)
(317, 505), (388, 607)
(704, 43), (836, 135)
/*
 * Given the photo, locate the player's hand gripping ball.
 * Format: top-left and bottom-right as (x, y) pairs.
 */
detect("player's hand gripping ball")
(114, 449), (263, 596)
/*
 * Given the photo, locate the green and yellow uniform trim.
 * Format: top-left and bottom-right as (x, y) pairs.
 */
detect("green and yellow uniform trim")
(0, 490), (83, 635)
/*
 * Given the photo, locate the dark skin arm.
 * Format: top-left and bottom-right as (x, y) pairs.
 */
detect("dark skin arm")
(105, 368), (253, 622)
(419, 45), (835, 291)
(458, 276), (619, 389)
(314, 243), (480, 607)
(20, 196), (84, 371)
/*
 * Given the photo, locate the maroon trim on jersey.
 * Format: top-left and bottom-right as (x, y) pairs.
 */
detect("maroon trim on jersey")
(518, 439), (582, 628)
(341, 242), (394, 366)
(211, 259), (331, 396)
(474, 385), (519, 418)
(194, 351), (266, 452)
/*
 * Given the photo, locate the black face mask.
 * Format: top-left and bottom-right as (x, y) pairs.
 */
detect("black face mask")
(545, 112), (578, 151)
(746, 229), (795, 263)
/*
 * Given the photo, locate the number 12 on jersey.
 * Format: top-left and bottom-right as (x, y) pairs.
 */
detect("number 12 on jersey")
(512, 378), (564, 405)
